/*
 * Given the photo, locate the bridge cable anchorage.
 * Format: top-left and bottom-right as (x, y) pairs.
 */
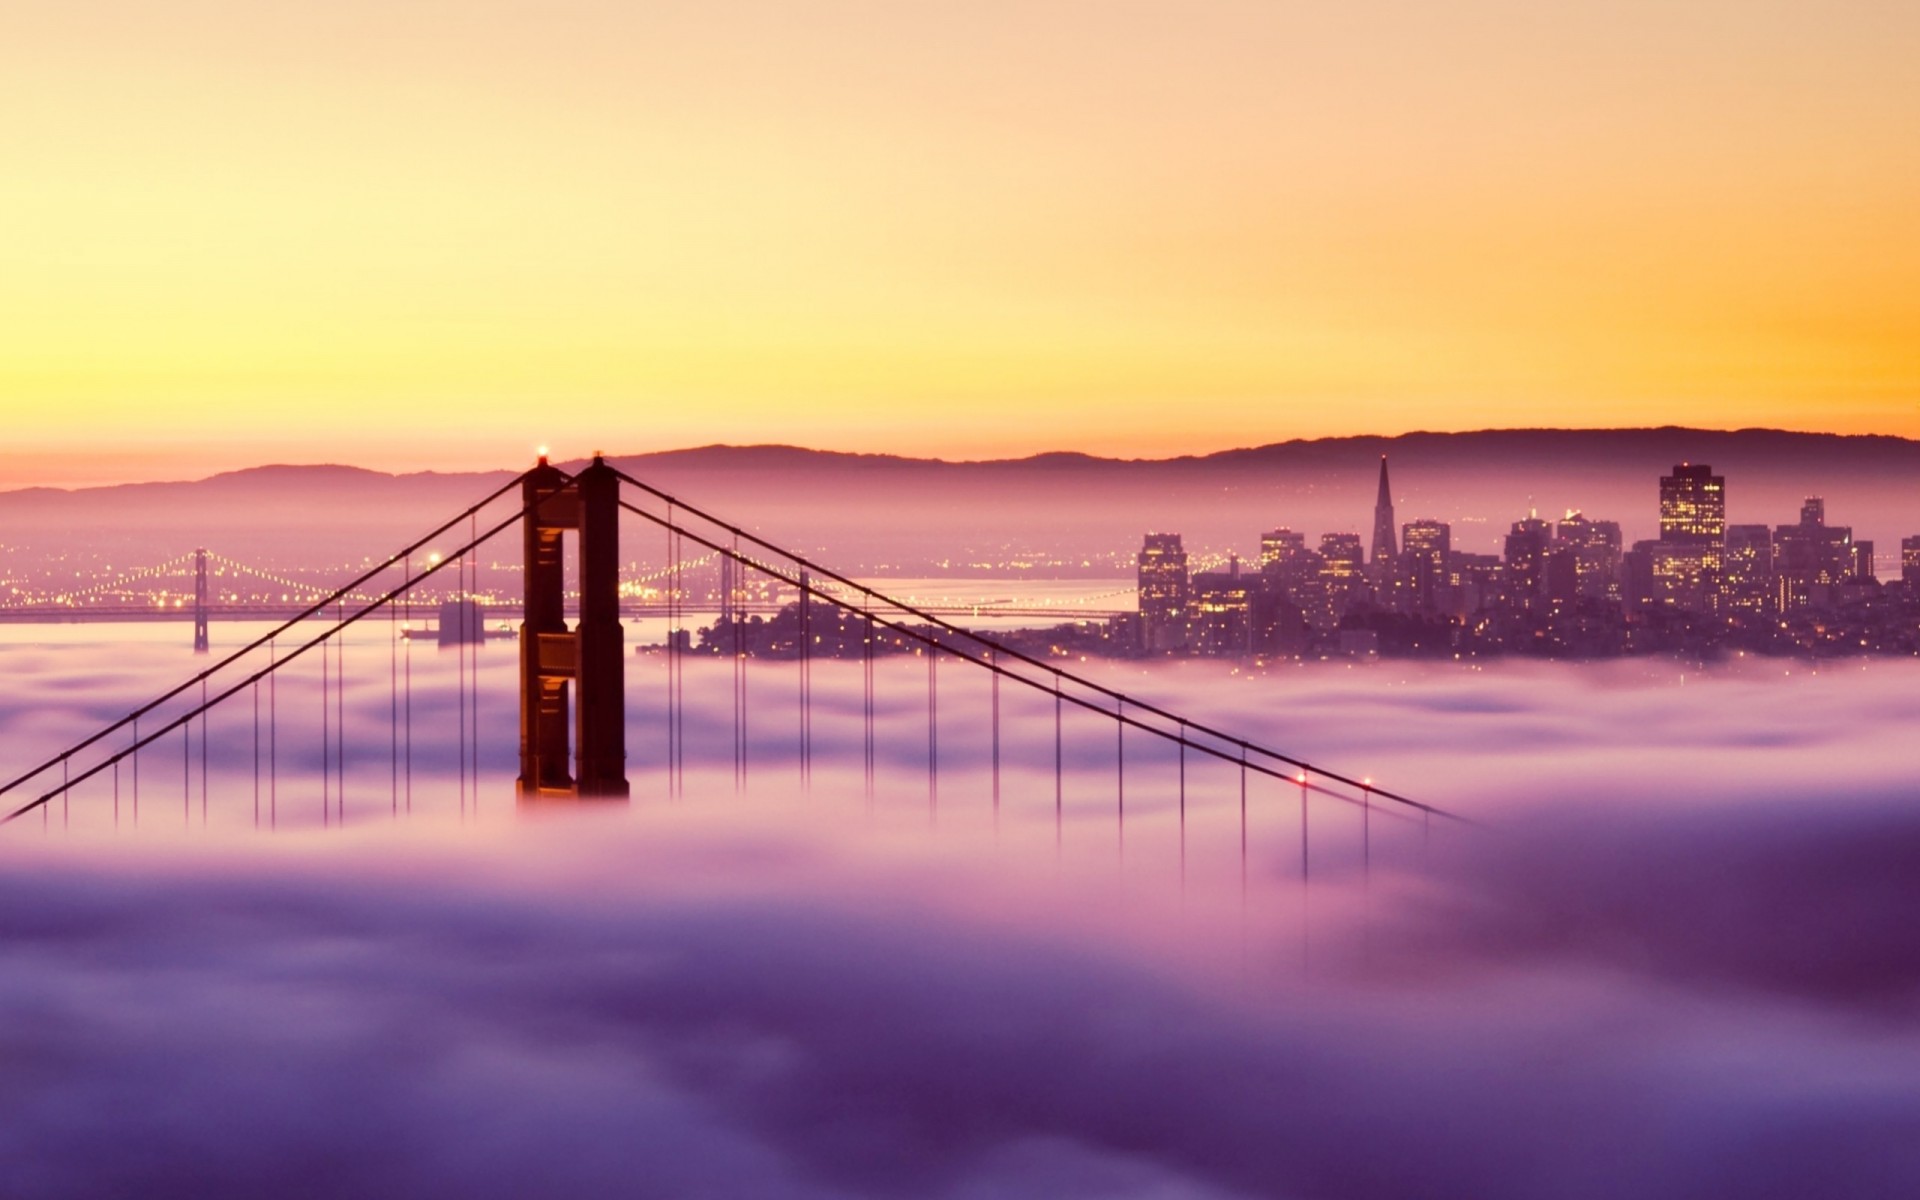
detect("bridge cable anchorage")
(2, 486), (551, 827)
(609, 492), (1443, 824)
(0, 469), (538, 810)
(607, 467), (1456, 824)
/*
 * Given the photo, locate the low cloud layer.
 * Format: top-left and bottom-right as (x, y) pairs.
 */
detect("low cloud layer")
(4, 636), (1920, 1196)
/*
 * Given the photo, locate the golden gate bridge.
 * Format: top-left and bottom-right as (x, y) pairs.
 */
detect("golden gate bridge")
(0, 458), (1460, 893)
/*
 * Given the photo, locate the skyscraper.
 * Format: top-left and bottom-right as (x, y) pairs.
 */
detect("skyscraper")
(1659, 463), (1725, 546)
(1316, 532), (1366, 630)
(1136, 533), (1190, 651)
(1371, 455), (1397, 565)
(1653, 463), (1725, 614)
(1401, 519), (1450, 612)
(1503, 517), (1553, 615)
(1555, 512), (1623, 601)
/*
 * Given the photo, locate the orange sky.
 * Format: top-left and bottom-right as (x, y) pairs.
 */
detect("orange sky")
(3, 1), (1916, 487)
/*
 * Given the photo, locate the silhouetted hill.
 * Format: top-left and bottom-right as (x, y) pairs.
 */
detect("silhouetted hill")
(4, 429), (1917, 576)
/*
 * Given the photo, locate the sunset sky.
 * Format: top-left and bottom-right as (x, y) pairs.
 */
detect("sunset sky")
(4, 1), (1916, 486)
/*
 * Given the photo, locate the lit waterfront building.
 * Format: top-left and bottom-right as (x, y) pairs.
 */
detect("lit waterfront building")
(1904, 536), (1920, 587)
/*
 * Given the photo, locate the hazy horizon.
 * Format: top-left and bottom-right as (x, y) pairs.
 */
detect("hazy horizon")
(10, 421), (1920, 493)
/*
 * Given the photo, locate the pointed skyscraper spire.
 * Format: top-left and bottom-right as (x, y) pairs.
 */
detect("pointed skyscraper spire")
(1371, 454), (1397, 564)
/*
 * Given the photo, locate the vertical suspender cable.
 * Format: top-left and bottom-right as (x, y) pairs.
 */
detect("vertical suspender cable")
(390, 555), (398, 817)
(927, 636), (937, 821)
(990, 647), (1000, 828)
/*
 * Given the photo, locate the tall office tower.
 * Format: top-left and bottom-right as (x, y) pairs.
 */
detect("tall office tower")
(1653, 463), (1725, 614)
(1136, 533), (1190, 651)
(1371, 456), (1398, 565)
(1503, 516), (1553, 614)
(1315, 532), (1367, 630)
(1555, 512), (1624, 600)
(1659, 463), (1726, 546)
(1903, 536), (1920, 587)
(1722, 525), (1775, 617)
(1401, 519), (1451, 612)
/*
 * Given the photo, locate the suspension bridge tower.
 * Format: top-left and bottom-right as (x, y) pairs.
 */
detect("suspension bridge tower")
(519, 455), (629, 798)
(192, 548), (210, 654)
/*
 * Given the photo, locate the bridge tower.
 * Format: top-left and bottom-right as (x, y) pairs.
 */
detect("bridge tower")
(193, 548), (210, 654)
(519, 455), (629, 798)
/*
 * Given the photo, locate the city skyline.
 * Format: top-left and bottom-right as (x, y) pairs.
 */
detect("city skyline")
(1134, 455), (1920, 660)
